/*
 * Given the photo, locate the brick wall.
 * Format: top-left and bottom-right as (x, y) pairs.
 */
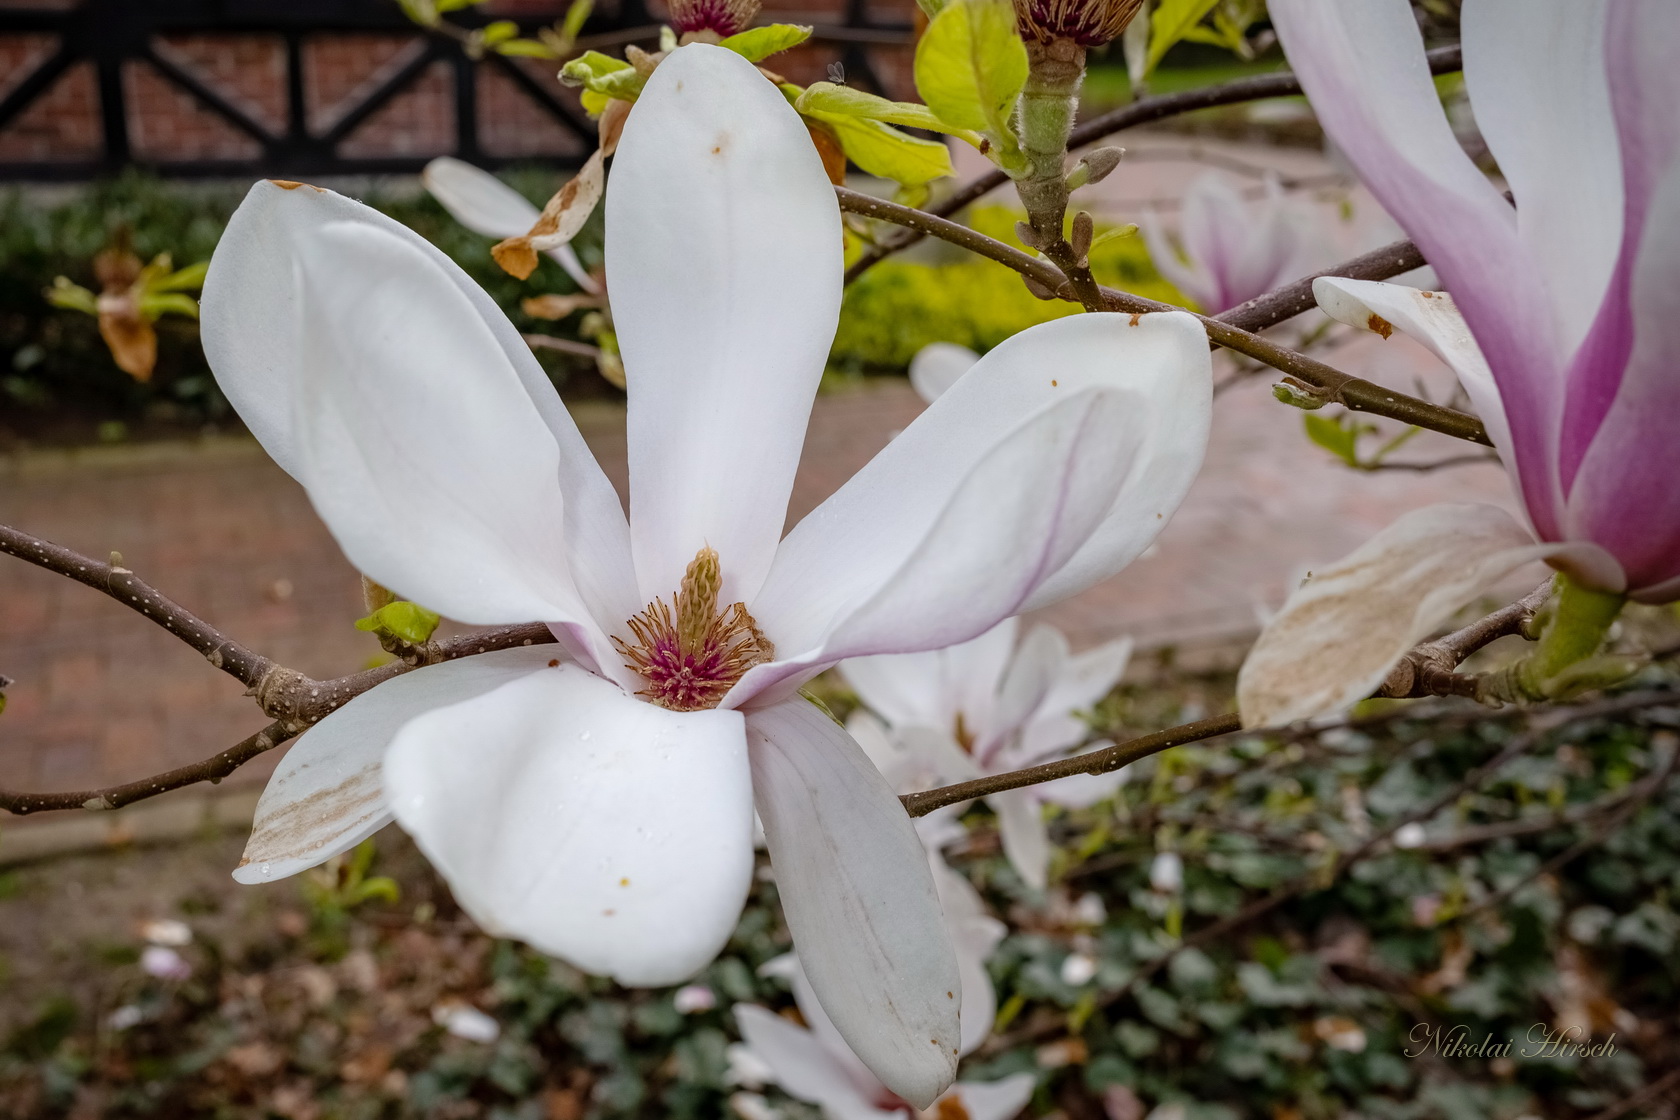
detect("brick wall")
(0, 0), (916, 176)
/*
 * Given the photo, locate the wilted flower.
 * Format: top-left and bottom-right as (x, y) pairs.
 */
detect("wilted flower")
(421, 156), (599, 293)
(1240, 0), (1680, 726)
(207, 43), (1210, 1105)
(843, 617), (1135, 890)
(1140, 172), (1316, 314)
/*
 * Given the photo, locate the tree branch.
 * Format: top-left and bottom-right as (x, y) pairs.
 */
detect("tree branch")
(1377, 580), (1552, 701)
(835, 187), (1491, 446)
(900, 714), (1241, 818)
(0, 522), (276, 691)
(844, 45), (1462, 284)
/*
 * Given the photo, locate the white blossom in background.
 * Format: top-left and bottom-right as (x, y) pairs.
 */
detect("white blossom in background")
(201, 43), (1212, 1106)
(733, 884), (1032, 1120)
(1241, 0), (1680, 727)
(1139, 171), (1317, 314)
(421, 156), (600, 294)
(1148, 851), (1183, 894)
(842, 616), (1134, 891)
(140, 945), (192, 981)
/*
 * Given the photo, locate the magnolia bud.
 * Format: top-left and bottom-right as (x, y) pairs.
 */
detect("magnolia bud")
(1068, 146), (1123, 190)
(667, 0), (762, 39)
(1014, 0), (1145, 47)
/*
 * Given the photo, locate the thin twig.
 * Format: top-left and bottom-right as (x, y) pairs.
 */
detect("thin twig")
(0, 522), (276, 691)
(901, 714), (1241, 817)
(1377, 581), (1552, 701)
(1583, 1065), (1680, 1120)
(834, 187), (1491, 446)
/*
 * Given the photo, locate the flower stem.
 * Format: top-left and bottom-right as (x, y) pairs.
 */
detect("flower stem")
(1481, 574), (1631, 703)
(1015, 38), (1108, 311)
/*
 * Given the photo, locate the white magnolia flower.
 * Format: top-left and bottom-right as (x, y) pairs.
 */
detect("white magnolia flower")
(735, 868), (1030, 1120)
(421, 156), (599, 294)
(203, 45), (1209, 1104)
(843, 617), (1135, 890)
(1140, 171), (1317, 314)
(1147, 851), (1182, 894)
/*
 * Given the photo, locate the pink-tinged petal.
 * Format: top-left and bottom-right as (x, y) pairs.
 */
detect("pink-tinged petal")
(1237, 504), (1622, 728)
(1269, 0), (1564, 537)
(742, 312), (1210, 703)
(607, 44), (842, 607)
(1462, 1), (1621, 358)
(233, 648), (562, 885)
(945, 1074), (1038, 1120)
(942, 618), (1022, 740)
(201, 182), (635, 640)
(1140, 207), (1215, 311)
(1312, 278), (1516, 472)
(1565, 114), (1680, 592)
(384, 663), (754, 986)
(731, 1006), (888, 1117)
(988, 787), (1051, 891)
(421, 157), (599, 293)
(909, 342), (981, 404)
(745, 698), (961, 1107)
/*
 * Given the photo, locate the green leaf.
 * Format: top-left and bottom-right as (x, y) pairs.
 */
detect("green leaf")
(814, 113), (955, 185)
(1145, 0), (1221, 75)
(137, 291), (200, 320)
(913, 0), (1028, 138)
(560, 0), (594, 41)
(1302, 413), (1371, 468)
(797, 82), (982, 145)
(495, 38), (560, 57)
(718, 24), (813, 62)
(355, 601), (443, 645)
(561, 51), (642, 101)
(480, 19), (520, 44)
(44, 276), (97, 316)
(150, 259), (208, 292)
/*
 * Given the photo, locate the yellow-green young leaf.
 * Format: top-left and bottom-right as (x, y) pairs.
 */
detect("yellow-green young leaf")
(153, 260), (208, 292)
(915, 0), (951, 16)
(480, 19), (519, 44)
(496, 37), (560, 57)
(560, 0), (594, 40)
(398, 0), (439, 27)
(436, 0), (488, 11)
(44, 276), (98, 315)
(797, 82), (983, 144)
(814, 113), (955, 185)
(914, 0), (1028, 137)
(355, 601), (443, 645)
(581, 88), (611, 116)
(719, 24), (813, 62)
(138, 291), (200, 320)
(1302, 413), (1370, 468)
(560, 50), (633, 93)
(1145, 0), (1220, 74)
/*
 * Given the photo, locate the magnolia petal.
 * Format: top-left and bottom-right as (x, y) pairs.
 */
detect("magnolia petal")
(1044, 634), (1134, 717)
(1269, 0), (1564, 534)
(232, 648), (560, 885)
(1462, 1), (1620, 357)
(745, 312), (1208, 704)
(1564, 4), (1680, 597)
(979, 624), (1064, 762)
(1236, 504), (1620, 728)
(759, 954), (882, 1099)
(989, 787), (1051, 892)
(286, 220), (603, 632)
(946, 1074), (1039, 1120)
(420, 157), (598, 293)
(732, 1006), (889, 1118)
(1312, 277), (1515, 465)
(492, 150), (605, 281)
(909, 341), (980, 404)
(931, 859), (1005, 1054)
(385, 663), (754, 986)
(200, 181), (635, 635)
(746, 697), (961, 1108)
(1139, 207), (1214, 311)
(607, 44), (843, 606)
(940, 618), (1021, 738)
(838, 650), (954, 732)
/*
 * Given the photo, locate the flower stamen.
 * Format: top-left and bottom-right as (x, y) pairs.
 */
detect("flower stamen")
(615, 547), (775, 711)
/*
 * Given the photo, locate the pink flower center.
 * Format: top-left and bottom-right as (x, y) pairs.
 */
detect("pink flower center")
(614, 547), (775, 712)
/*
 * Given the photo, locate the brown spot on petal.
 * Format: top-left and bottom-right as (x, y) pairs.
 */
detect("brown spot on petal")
(268, 179), (322, 192)
(1128, 312), (1143, 326)
(1366, 313), (1394, 339)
